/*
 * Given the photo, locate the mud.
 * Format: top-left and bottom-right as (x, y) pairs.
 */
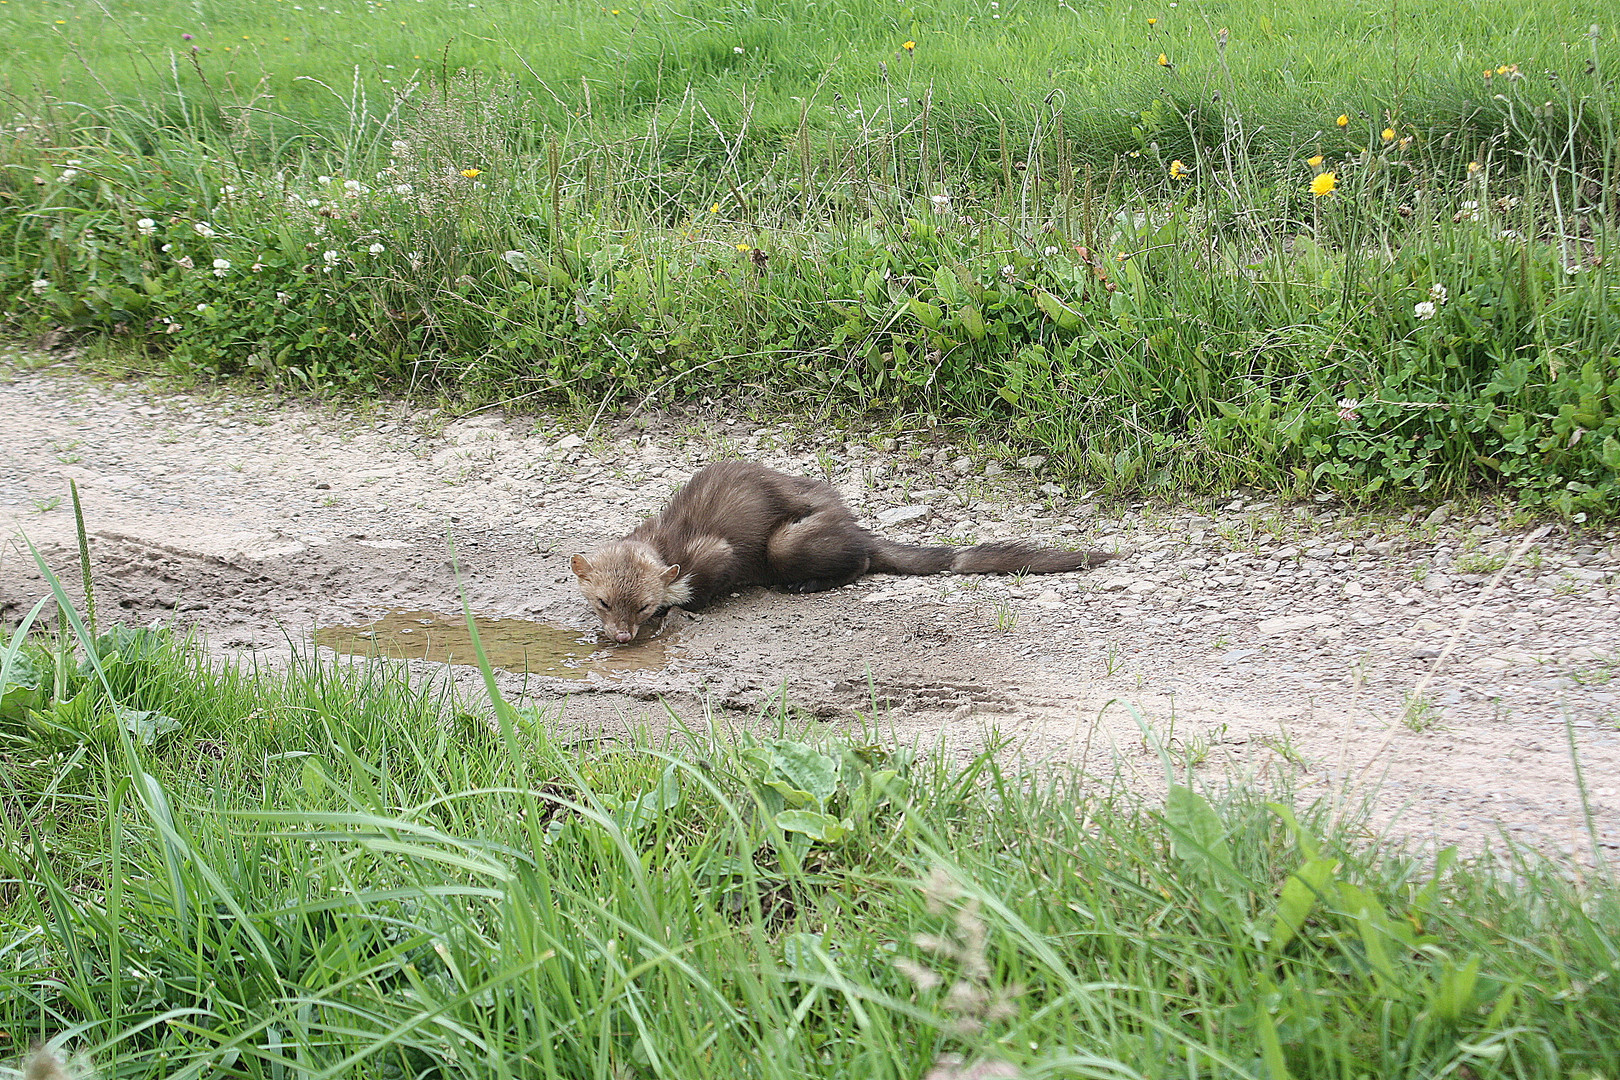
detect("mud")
(3, 354), (1618, 863)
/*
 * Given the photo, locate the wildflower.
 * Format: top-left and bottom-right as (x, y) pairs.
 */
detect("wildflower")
(1310, 172), (1337, 197)
(1483, 68), (1494, 79)
(182, 32), (193, 39)
(461, 168), (482, 179)
(929, 192), (951, 213)
(733, 45), (744, 54)
(176, 255), (195, 269)
(1000, 264), (1016, 280)
(60, 168), (79, 181)
(1413, 300), (1437, 320)
(1147, 16), (1157, 24)
(710, 202), (720, 214)
(1157, 52), (1170, 66)
(276, 291), (290, 302)
(1380, 127), (1395, 142)
(212, 258), (230, 277)
(1337, 398), (1361, 423)
(161, 243), (174, 252)
(902, 40), (915, 51)
(31, 278), (49, 295)
(1398, 136), (1412, 149)
(136, 217), (157, 235)
(323, 250), (340, 265)
(343, 178), (365, 194)
(1336, 114), (1349, 127)
(317, 175), (332, 184)
(196, 303), (209, 312)
(1428, 282), (1448, 304)
(1043, 245), (1059, 257)
(1455, 200), (1481, 222)
(393, 183), (413, 195)
(391, 139), (410, 153)
(365, 242), (384, 255)
(736, 242), (751, 252)
(1169, 159), (1189, 179)
(193, 221), (217, 237)
(250, 261), (264, 271)
(1307, 154), (1324, 168)
(1467, 160), (1482, 174)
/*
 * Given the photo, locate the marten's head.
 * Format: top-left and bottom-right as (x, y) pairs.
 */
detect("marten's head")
(571, 541), (687, 643)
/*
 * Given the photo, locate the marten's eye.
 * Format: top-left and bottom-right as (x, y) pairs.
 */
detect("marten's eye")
(596, 599), (609, 609)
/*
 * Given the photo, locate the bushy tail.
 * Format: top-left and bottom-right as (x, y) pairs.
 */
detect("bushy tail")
(870, 539), (1115, 577)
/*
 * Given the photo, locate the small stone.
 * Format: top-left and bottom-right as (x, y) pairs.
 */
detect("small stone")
(1424, 504), (1451, 526)
(876, 504), (932, 527)
(1017, 455), (1048, 469)
(555, 433), (585, 450)
(1256, 613), (1334, 636)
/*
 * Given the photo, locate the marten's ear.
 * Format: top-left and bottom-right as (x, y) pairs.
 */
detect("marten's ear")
(570, 554), (592, 580)
(662, 563), (681, 585)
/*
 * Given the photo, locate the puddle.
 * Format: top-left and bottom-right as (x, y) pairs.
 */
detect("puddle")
(315, 610), (669, 679)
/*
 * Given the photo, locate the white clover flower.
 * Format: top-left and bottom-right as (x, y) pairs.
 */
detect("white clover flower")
(1043, 245), (1059, 257)
(1414, 300), (1437, 320)
(501, 249), (528, 268)
(393, 183), (413, 195)
(31, 278), (49, 295)
(1000, 264), (1016, 280)
(318, 175), (332, 184)
(929, 192), (951, 214)
(369, 242), (385, 254)
(176, 255), (195, 270)
(161, 243), (174, 252)
(390, 139), (410, 154)
(734, 45), (744, 54)
(251, 262), (264, 272)
(66, 158), (81, 166)
(1428, 283), (1447, 304)
(323, 250), (341, 265)
(165, 321), (182, 334)
(212, 258), (231, 277)
(343, 179), (366, 195)
(196, 303), (209, 312)
(136, 217), (157, 235)
(60, 168), (79, 181)
(276, 291), (291, 302)
(224, 184), (237, 194)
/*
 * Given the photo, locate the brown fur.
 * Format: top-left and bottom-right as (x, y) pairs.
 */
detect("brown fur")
(572, 461), (1115, 641)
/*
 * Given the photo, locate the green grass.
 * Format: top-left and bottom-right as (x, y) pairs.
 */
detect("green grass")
(2, 0), (1618, 512)
(3, 552), (1620, 1077)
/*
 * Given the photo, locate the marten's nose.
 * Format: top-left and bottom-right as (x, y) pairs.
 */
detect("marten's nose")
(615, 630), (633, 643)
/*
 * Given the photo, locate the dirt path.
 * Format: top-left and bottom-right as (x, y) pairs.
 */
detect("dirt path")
(3, 354), (1618, 863)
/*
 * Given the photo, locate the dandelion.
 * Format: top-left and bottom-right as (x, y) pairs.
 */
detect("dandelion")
(136, 217), (157, 235)
(1336, 113), (1349, 127)
(1467, 160), (1482, 174)
(1428, 282), (1448, 304)
(1413, 300), (1437, 320)
(369, 242), (385, 254)
(902, 40), (915, 51)
(1337, 398), (1361, 423)
(1147, 16), (1157, 24)
(1157, 52), (1170, 66)
(735, 242), (751, 252)
(212, 258), (231, 277)
(710, 202), (721, 214)
(1483, 68), (1495, 80)
(1398, 136), (1412, 149)
(1169, 159), (1189, 179)
(460, 168), (482, 178)
(193, 221), (217, 238)
(31, 278), (49, 295)
(176, 255), (195, 270)
(1307, 172), (1337, 197)
(1380, 127), (1395, 142)
(929, 192), (952, 214)
(1307, 154), (1324, 168)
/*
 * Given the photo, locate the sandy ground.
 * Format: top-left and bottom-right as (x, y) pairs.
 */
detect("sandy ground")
(3, 354), (1618, 863)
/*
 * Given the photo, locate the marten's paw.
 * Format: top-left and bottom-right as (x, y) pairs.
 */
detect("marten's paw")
(782, 579), (836, 594)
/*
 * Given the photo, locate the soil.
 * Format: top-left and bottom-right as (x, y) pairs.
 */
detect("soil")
(3, 352), (1618, 864)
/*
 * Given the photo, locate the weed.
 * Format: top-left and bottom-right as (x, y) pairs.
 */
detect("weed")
(1454, 552), (1509, 575)
(29, 496), (62, 513)
(1403, 691), (1443, 731)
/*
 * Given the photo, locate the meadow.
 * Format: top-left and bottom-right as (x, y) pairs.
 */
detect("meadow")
(1, 0), (1617, 511)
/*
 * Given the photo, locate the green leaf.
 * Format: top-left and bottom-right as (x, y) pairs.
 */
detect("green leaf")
(775, 809), (850, 842)
(118, 707), (182, 746)
(1269, 856), (1338, 954)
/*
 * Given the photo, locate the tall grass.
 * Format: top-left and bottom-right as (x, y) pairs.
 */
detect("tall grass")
(3, 553), (1620, 1077)
(2, 0), (1618, 511)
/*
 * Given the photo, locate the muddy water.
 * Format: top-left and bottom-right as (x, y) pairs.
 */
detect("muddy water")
(315, 610), (669, 678)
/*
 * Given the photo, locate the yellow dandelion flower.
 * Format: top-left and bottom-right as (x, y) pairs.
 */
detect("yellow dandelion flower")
(461, 168), (482, 178)
(1483, 68), (1495, 79)
(736, 243), (751, 252)
(1310, 172), (1337, 197)
(1497, 64), (1510, 75)
(1307, 154), (1324, 168)
(1336, 114), (1349, 128)
(1398, 136), (1412, 149)
(902, 40), (915, 51)
(1147, 16), (1158, 24)
(1169, 159), (1189, 179)
(710, 202), (720, 214)
(1157, 52), (1170, 66)
(1467, 160), (1483, 174)
(1381, 127), (1395, 142)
